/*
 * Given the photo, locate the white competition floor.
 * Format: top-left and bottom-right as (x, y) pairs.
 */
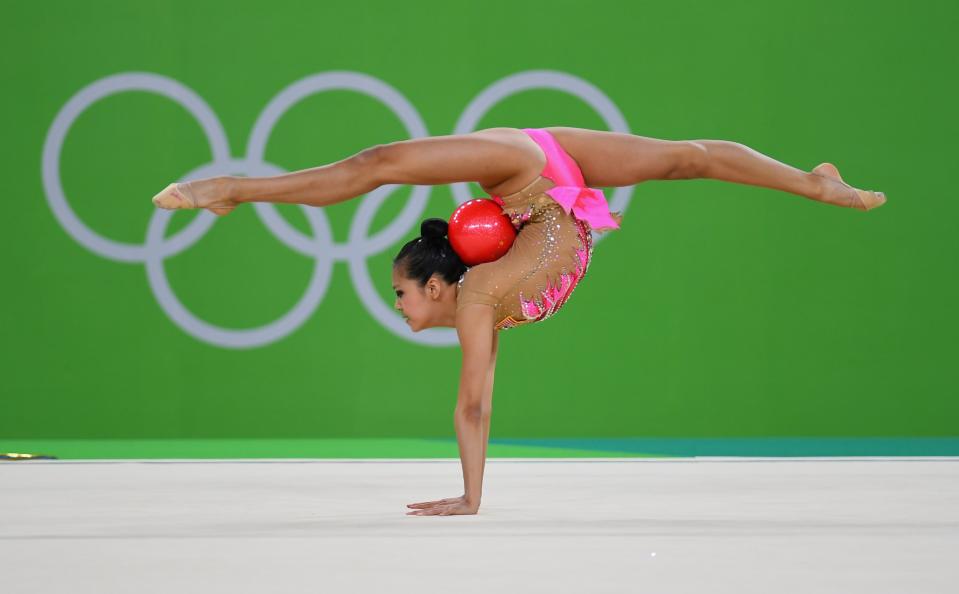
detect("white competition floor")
(2, 457), (958, 593)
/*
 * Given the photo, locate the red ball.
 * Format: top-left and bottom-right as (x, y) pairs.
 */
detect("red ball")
(448, 198), (517, 266)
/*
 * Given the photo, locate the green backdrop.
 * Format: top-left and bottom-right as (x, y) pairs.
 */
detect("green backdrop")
(2, 0), (956, 457)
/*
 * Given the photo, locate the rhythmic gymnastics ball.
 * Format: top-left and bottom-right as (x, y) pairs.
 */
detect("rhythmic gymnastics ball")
(448, 198), (516, 266)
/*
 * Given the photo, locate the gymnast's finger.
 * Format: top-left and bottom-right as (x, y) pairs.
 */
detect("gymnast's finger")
(407, 497), (457, 508)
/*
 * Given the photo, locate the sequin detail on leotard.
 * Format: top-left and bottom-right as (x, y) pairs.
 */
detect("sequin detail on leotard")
(456, 176), (596, 331)
(454, 128), (619, 331)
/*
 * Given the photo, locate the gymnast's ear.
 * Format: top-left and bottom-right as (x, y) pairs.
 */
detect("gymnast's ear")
(425, 274), (445, 299)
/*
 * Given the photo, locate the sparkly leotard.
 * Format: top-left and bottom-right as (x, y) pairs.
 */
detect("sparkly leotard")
(455, 128), (622, 331)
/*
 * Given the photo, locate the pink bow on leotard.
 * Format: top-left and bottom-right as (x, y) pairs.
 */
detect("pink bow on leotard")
(518, 128), (622, 232)
(544, 185), (621, 231)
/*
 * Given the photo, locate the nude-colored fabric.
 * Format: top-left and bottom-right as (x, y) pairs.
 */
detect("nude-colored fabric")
(455, 128), (621, 332)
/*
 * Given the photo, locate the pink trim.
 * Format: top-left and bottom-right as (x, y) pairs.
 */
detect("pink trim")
(519, 218), (593, 322)
(520, 128), (621, 231)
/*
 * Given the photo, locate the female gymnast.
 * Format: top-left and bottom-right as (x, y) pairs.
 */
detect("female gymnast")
(151, 126), (886, 516)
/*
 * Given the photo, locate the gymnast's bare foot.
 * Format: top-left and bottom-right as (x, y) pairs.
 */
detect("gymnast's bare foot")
(151, 177), (237, 216)
(811, 163), (887, 211)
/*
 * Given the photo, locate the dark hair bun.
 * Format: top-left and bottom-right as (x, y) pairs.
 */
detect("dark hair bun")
(420, 218), (449, 240)
(394, 217), (467, 286)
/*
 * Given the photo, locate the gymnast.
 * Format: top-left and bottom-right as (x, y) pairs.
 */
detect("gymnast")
(152, 126), (886, 516)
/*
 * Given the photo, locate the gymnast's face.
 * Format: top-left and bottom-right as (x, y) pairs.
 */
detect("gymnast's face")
(392, 266), (458, 331)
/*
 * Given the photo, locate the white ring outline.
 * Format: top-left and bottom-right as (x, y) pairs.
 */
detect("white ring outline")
(41, 70), (633, 349)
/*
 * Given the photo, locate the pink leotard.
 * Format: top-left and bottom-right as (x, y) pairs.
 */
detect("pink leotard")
(455, 128), (622, 331)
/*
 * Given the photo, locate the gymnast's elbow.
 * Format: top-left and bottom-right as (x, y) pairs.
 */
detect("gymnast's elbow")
(455, 398), (487, 421)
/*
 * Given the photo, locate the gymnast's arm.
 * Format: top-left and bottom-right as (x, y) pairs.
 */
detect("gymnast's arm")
(478, 328), (499, 488)
(454, 303), (497, 510)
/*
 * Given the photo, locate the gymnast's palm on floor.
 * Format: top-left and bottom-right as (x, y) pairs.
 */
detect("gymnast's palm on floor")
(406, 494), (478, 516)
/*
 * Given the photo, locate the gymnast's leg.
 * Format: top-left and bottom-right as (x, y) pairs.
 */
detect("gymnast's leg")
(152, 128), (885, 213)
(545, 127), (886, 211)
(151, 130), (529, 214)
(149, 148), (382, 214)
(686, 139), (886, 210)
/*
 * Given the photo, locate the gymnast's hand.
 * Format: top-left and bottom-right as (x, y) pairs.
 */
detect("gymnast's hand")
(406, 494), (479, 516)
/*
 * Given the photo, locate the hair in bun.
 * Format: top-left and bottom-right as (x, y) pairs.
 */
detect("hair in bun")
(420, 218), (448, 240)
(394, 218), (467, 286)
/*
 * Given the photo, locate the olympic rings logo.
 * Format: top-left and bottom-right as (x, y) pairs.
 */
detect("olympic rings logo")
(41, 70), (635, 349)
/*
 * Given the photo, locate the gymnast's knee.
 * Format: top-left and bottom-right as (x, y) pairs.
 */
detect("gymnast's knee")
(352, 144), (388, 183)
(670, 141), (710, 179)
